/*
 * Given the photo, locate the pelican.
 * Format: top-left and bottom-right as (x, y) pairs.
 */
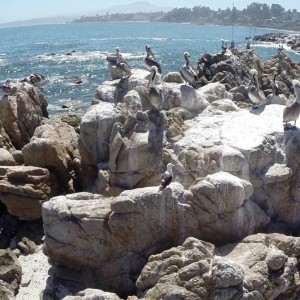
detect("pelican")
(283, 79), (300, 130)
(147, 66), (162, 110)
(271, 74), (280, 96)
(115, 47), (132, 78)
(248, 68), (266, 108)
(107, 47), (131, 79)
(180, 52), (198, 88)
(159, 163), (175, 191)
(144, 45), (161, 74)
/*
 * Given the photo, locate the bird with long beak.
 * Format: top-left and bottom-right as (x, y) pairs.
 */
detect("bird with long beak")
(180, 52), (198, 88)
(248, 68), (266, 108)
(283, 79), (300, 130)
(144, 45), (162, 74)
(147, 65), (162, 110)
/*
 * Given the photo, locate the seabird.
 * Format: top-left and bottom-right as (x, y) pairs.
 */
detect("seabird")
(180, 52), (198, 88)
(144, 45), (162, 74)
(107, 47), (131, 79)
(248, 68), (266, 108)
(159, 163), (175, 191)
(115, 47), (132, 78)
(271, 74), (280, 96)
(283, 79), (300, 130)
(147, 66), (162, 110)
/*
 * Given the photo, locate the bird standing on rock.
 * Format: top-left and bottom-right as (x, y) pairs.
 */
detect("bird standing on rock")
(248, 68), (266, 109)
(147, 66), (162, 110)
(159, 163), (175, 191)
(283, 79), (300, 130)
(144, 45), (162, 74)
(180, 52), (198, 88)
(106, 47), (132, 79)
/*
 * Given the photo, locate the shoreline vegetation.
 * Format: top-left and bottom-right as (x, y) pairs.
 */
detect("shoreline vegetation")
(72, 2), (300, 32)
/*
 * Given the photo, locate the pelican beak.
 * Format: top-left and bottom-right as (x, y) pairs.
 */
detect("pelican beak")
(150, 50), (155, 59)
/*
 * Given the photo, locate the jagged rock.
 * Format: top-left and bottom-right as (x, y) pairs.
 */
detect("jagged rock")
(79, 102), (125, 190)
(95, 80), (119, 103)
(190, 172), (269, 245)
(22, 120), (79, 193)
(162, 72), (184, 84)
(42, 184), (197, 296)
(109, 110), (164, 189)
(0, 82), (48, 149)
(136, 234), (300, 299)
(0, 166), (60, 220)
(0, 249), (22, 298)
(172, 104), (300, 231)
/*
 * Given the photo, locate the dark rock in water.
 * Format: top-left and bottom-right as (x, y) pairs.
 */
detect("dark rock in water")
(21, 73), (45, 85)
(70, 77), (83, 84)
(61, 105), (69, 109)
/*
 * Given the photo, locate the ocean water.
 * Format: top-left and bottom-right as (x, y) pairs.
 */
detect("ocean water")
(0, 22), (299, 115)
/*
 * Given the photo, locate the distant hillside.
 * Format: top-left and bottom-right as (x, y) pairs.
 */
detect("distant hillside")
(0, 16), (75, 28)
(95, 2), (172, 15)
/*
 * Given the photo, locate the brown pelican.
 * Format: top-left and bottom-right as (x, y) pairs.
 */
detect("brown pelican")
(147, 66), (162, 110)
(159, 163), (175, 191)
(107, 47), (131, 79)
(248, 68), (266, 108)
(283, 79), (300, 130)
(180, 52), (198, 88)
(144, 45), (161, 74)
(271, 74), (280, 96)
(115, 47), (132, 77)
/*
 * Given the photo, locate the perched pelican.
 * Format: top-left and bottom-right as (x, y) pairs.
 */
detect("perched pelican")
(144, 45), (161, 74)
(267, 73), (284, 105)
(180, 52), (198, 88)
(107, 47), (131, 79)
(248, 68), (266, 108)
(271, 74), (280, 96)
(159, 163), (175, 191)
(147, 66), (162, 110)
(283, 79), (300, 129)
(115, 47), (132, 77)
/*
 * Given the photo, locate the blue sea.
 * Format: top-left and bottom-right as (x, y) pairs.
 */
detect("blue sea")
(0, 22), (299, 115)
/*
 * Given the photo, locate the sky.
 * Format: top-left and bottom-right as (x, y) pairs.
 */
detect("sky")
(1, 0), (300, 23)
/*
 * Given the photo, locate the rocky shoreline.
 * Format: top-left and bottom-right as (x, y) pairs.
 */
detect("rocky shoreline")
(254, 32), (300, 53)
(1, 45), (300, 299)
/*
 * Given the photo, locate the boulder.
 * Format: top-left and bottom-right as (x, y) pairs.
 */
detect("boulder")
(172, 104), (300, 230)
(42, 184), (197, 296)
(0, 249), (22, 299)
(62, 289), (121, 300)
(0, 82), (48, 149)
(0, 166), (60, 220)
(190, 172), (269, 245)
(22, 120), (79, 193)
(137, 234), (300, 300)
(0, 148), (16, 166)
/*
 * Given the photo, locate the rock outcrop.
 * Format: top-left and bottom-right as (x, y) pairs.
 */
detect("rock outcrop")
(136, 234), (300, 299)
(0, 249), (22, 300)
(0, 166), (60, 220)
(0, 82), (48, 149)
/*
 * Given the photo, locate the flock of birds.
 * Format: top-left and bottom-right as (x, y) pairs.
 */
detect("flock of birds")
(106, 45), (300, 131)
(106, 45), (300, 190)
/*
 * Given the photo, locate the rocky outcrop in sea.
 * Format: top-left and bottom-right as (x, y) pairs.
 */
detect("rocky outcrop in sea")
(1, 48), (300, 299)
